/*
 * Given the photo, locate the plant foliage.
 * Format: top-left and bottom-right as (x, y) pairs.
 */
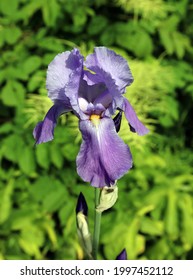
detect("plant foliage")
(0, 0), (193, 260)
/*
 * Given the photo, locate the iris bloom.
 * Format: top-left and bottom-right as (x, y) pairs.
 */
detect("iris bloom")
(33, 47), (148, 188)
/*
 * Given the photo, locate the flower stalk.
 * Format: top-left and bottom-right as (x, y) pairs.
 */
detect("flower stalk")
(92, 188), (102, 259)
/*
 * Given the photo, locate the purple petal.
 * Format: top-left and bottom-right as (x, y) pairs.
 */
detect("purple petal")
(76, 192), (88, 216)
(33, 103), (70, 144)
(84, 49), (126, 114)
(76, 117), (132, 188)
(93, 89), (112, 109)
(83, 103), (105, 116)
(85, 47), (134, 93)
(122, 98), (149, 135)
(83, 69), (103, 86)
(116, 249), (127, 260)
(79, 79), (107, 104)
(46, 48), (84, 118)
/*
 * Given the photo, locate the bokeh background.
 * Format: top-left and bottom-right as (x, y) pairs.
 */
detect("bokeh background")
(0, 0), (193, 260)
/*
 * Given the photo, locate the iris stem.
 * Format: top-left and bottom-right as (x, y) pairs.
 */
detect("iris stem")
(92, 188), (102, 260)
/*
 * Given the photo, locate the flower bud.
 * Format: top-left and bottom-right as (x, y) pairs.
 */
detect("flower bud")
(76, 192), (88, 216)
(76, 193), (92, 259)
(116, 249), (127, 260)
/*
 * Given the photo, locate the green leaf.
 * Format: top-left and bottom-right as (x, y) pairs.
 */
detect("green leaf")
(158, 15), (183, 56)
(11, 208), (39, 230)
(42, 182), (67, 212)
(2, 134), (24, 163)
(0, 0), (18, 16)
(172, 31), (190, 59)
(178, 194), (193, 249)
(88, 15), (108, 35)
(140, 217), (164, 236)
(42, 0), (60, 27)
(1, 81), (25, 107)
(115, 23), (153, 57)
(35, 144), (50, 170)
(22, 56), (42, 75)
(16, 0), (43, 22)
(38, 37), (64, 52)
(50, 143), (64, 169)
(29, 176), (55, 202)
(4, 26), (22, 45)
(147, 238), (171, 259)
(0, 180), (14, 224)
(19, 225), (44, 259)
(73, 8), (87, 28)
(164, 191), (179, 240)
(0, 27), (5, 47)
(27, 70), (45, 92)
(59, 203), (75, 226)
(42, 220), (58, 248)
(159, 28), (174, 54)
(18, 146), (36, 175)
(159, 96), (179, 127)
(4, 66), (28, 81)
(61, 143), (79, 161)
(100, 26), (116, 45)
(0, 122), (13, 134)
(131, 31), (153, 57)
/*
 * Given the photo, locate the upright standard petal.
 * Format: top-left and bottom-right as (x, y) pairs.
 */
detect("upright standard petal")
(84, 48), (130, 113)
(33, 102), (70, 144)
(122, 98), (149, 136)
(76, 117), (132, 188)
(46, 48), (84, 118)
(85, 47), (134, 93)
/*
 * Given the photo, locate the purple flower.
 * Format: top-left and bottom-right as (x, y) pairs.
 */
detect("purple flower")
(33, 47), (148, 188)
(116, 249), (127, 260)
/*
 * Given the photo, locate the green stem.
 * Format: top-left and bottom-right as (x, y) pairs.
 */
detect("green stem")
(92, 188), (102, 260)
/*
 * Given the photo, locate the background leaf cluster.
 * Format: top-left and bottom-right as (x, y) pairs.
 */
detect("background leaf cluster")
(0, 0), (193, 260)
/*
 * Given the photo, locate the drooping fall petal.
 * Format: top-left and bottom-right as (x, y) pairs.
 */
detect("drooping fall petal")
(76, 117), (132, 188)
(122, 98), (149, 135)
(33, 103), (71, 144)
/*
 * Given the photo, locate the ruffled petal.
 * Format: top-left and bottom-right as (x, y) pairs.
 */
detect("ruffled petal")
(46, 48), (84, 118)
(85, 47), (134, 93)
(33, 102), (70, 144)
(76, 117), (132, 188)
(122, 98), (149, 135)
(78, 79), (107, 104)
(84, 49), (126, 114)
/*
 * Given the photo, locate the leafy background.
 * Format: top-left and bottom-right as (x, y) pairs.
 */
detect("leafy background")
(0, 0), (193, 260)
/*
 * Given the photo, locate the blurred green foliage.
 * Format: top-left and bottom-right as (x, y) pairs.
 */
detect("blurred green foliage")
(0, 0), (193, 260)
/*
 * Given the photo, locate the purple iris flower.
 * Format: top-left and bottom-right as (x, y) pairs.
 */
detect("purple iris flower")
(33, 47), (148, 188)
